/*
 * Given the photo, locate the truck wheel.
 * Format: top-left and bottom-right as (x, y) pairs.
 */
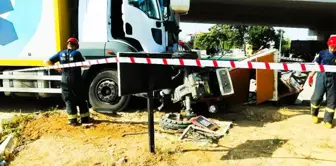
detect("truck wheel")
(159, 113), (192, 130)
(88, 70), (130, 112)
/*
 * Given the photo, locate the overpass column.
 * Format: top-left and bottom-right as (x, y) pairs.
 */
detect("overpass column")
(317, 33), (329, 42)
(314, 29), (335, 42)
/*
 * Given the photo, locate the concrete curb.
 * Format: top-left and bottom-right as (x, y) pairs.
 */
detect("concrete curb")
(0, 133), (16, 161)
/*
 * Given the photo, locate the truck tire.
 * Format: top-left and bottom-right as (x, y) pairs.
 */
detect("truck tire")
(159, 113), (192, 130)
(88, 70), (130, 112)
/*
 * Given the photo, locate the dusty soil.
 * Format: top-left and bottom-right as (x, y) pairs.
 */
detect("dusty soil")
(8, 105), (336, 166)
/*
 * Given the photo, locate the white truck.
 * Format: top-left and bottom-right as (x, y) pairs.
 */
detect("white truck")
(0, 0), (190, 112)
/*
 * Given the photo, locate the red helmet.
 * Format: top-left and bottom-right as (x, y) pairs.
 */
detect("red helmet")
(327, 35), (336, 47)
(178, 40), (184, 45)
(67, 37), (79, 47)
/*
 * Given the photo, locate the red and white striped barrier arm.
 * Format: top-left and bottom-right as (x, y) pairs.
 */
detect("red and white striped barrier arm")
(10, 56), (336, 73)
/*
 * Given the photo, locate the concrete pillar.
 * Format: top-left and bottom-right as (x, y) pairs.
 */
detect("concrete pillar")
(317, 33), (329, 42)
(317, 30), (335, 42)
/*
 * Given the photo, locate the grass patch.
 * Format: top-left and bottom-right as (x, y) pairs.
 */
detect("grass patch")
(1, 114), (35, 142)
(0, 110), (63, 163)
(0, 108), (61, 143)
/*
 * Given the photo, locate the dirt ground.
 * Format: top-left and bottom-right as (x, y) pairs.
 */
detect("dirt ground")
(7, 104), (336, 166)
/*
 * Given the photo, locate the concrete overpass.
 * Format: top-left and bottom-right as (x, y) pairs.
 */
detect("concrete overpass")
(180, 0), (336, 40)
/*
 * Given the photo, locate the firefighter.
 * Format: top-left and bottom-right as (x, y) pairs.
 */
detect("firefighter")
(308, 35), (336, 128)
(45, 37), (90, 126)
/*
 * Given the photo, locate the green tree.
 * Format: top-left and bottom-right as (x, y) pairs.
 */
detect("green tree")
(282, 38), (291, 53)
(193, 32), (211, 50)
(193, 26), (225, 50)
(229, 25), (248, 48)
(194, 25), (240, 50)
(280, 38), (291, 56)
(274, 29), (291, 56)
(246, 26), (278, 51)
(229, 25), (249, 54)
(193, 24), (281, 53)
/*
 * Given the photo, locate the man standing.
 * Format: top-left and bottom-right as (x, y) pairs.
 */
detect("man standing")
(45, 37), (90, 126)
(308, 35), (336, 129)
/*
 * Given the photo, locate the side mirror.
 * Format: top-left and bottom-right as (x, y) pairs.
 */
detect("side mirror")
(170, 0), (190, 14)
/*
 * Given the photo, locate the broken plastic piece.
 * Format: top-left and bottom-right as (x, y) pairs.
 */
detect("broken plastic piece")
(190, 116), (219, 131)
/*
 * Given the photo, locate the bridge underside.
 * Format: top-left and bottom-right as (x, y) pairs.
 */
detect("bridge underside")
(181, 0), (336, 32)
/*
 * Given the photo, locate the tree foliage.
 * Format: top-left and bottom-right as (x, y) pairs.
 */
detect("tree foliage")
(281, 38), (291, 55)
(194, 25), (246, 50)
(193, 24), (290, 54)
(247, 26), (278, 50)
(274, 29), (291, 56)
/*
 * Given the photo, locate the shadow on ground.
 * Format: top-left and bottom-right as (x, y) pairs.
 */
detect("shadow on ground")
(220, 139), (288, 160)
(205, 102), (311, 127)
(0, 94), (64, 113)
(181, 138), (336, 163)
(179, 139), (289, 160)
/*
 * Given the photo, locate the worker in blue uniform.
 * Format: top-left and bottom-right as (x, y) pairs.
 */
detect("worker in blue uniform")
(45, 37), (90, 126)
(308, 35), (336, 128)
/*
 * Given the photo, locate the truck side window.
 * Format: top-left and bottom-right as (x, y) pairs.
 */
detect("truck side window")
(128, 0), (160, 20)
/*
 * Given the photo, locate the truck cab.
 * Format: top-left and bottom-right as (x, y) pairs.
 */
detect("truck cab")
(78, 0), (182, 53)
(76, 0), (190, 112)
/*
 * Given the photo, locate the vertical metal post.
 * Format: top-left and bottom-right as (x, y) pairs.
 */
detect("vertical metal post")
(279, 30), (283, 56)
(147, 78), (155, 153)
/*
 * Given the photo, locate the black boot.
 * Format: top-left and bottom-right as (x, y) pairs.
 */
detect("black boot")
(68, 119), (79, 126)
(311, 105), (320, 124)
(81, 117), (90, 124)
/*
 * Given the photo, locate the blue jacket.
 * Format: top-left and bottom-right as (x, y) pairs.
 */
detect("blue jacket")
(49, 49), (86, 77)
(314, 49), (336, 65)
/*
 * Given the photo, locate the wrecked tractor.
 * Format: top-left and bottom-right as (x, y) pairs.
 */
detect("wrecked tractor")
(157, 51), (235, 117)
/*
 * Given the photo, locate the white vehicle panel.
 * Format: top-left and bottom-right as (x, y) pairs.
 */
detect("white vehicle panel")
(122, 0), (166, 53)
(78, 0), (109, 42)
(0, 0), (57, 60)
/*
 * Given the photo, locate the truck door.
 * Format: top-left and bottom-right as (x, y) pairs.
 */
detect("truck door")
(122, 0), (166, 53)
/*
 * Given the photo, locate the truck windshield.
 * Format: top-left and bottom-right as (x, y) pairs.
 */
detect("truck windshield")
(128, 0), (161, 20)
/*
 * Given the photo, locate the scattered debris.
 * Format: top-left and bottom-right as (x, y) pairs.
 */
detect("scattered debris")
(179, 125), (220, 143)
(159, 113), (192, 130)
(81, 123), (94, 128)
(179, 118), (232, 143)
(190, 116), (219, 131)
(280, 71), (305, 94)
(159, 113), (232, 143)
(116, 157), (128, 164)
(122, 132), (148, 137)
